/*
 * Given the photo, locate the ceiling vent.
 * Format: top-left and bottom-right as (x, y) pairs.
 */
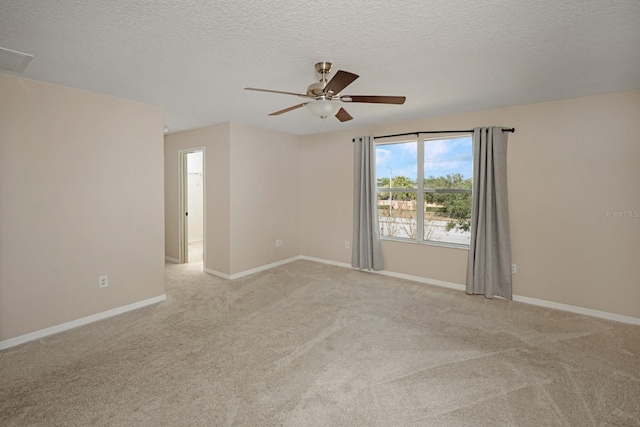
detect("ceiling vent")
(0, 47), (34, 73)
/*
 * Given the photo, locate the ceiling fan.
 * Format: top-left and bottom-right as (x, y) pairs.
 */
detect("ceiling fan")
(245, 62), (406, 122)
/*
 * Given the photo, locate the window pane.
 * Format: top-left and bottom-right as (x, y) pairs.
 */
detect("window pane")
(424, 192), (472, 245)
(378, 191), (417, 239)
(423, 137), (472, 190)
(423, 136), (472, 245)
(376, 141), (418, 240)
(376, 141), (418, 189)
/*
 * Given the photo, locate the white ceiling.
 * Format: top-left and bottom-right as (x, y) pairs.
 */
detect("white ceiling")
(1, 0), (639, 135)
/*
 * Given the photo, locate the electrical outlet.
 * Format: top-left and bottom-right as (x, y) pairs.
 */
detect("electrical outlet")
(511, 264), (517, 274)
(276, 239), (284, 247)
(344, 240), (350, 249)
(99, 275), (108, 288)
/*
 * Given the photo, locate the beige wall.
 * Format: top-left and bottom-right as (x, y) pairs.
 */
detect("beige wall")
(164, 124), (231, 274)
(0, 74), (165, 341)
(300, 89), (640, 319)
(164, 122), (299, 276)
(229, 123), (300, 274)
(299, 131), (357, 262)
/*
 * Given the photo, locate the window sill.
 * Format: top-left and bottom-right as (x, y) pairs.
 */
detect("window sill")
(380, 236), (469, 251)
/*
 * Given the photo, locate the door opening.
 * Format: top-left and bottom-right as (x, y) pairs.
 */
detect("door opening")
(179, 148), (204, 264)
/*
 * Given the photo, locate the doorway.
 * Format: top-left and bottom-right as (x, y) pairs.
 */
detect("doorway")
(179, 148), (204, 264)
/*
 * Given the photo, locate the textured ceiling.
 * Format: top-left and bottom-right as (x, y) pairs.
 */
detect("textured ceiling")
(1, 0), (639, 135)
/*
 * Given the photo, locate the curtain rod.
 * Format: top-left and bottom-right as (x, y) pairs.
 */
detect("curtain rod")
(352, 128), (515, 142)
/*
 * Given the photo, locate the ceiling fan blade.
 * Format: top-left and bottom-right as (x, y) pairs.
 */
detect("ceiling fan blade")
(341, 95), (406, 104)
(323, 70), (359, 95)
(268, 103), (308, 116)
(335, 108), (353, 122)
(245, 87), (309, 98)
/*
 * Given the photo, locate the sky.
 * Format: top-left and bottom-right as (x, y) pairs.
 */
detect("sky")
(375, 137), (472, 182)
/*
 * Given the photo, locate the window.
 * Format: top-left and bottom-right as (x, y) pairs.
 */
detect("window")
(375, 135), (473, 248)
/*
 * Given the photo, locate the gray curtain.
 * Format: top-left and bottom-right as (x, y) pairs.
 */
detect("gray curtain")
(352, 136), (384, 271)
(466, 127), (512, 298)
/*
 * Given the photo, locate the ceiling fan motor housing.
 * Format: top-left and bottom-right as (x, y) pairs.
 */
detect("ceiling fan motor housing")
(307, 81), (328, 97)
(308, 62), (333, 97)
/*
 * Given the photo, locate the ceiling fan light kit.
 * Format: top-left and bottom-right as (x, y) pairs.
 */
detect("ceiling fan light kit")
(306, 99), (341, 119)
(245, 62), (406, 122)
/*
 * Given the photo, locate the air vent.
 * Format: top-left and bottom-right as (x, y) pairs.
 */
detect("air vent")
(0, 47), (34, 73)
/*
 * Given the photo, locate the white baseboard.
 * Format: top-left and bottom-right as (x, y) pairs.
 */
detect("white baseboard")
(512, 295), (640, 326)
(204, 256), (302, 280)
(298, 255), (351, 269)
(298, 255), (640, 326)
(372, 269), (466, 292)
(299, 255), (465, 291)
(3, 258), (637, 352)
(165, 256), (180, 263)
(229, 257), (300, 279)
(0, 294), (167, 351)
(203, 268), (230, 280)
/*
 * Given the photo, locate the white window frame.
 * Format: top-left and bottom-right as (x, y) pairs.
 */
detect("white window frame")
(375, 133), (472, 250)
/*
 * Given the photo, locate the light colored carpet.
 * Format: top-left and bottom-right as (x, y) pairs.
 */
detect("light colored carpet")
(1, 260), (639, 426)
